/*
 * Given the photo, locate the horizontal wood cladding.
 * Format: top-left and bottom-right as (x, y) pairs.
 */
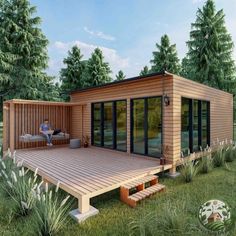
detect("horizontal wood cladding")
(71, 76), (173, 103)
(71, 75), (175, 161)
(68, 74), (233, 166)
(172, 75), (233, 163)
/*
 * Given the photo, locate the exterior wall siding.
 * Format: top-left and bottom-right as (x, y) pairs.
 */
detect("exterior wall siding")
(70, 74), (233, 167)
(70, 75), (174, 161)
(172, 75), (233, 163)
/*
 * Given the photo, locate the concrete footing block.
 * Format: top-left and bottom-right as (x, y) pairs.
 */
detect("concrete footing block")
(69, 206), (99, 223)
(166, 172), (181, 178)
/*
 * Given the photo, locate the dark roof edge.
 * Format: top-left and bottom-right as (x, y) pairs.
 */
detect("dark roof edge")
(70, 70), (168, 94)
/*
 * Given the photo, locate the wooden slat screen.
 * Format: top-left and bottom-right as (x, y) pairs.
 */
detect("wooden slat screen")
(12, 104), (72, 149)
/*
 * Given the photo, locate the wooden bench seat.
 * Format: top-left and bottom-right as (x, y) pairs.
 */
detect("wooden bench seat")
(19, 133), (70, 142)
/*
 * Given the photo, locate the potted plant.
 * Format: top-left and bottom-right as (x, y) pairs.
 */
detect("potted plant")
(83, 135), (90, 148)
(160, 145), (169, 165)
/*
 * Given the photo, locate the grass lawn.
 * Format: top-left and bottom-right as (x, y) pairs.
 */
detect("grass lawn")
(0, 160), (236, 236)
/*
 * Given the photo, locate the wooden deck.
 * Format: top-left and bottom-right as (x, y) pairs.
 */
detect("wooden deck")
(15, 146), (172, 214)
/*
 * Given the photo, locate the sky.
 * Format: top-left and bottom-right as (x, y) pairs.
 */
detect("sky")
(30, 0), (236, 81)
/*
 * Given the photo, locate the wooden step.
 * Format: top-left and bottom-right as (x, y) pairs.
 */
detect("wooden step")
(127, 183), (165, 207)
(121, 175), (158, 189)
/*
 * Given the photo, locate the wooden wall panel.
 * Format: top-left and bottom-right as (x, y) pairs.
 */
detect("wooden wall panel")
(71, 106), (83, 140)
(70, 75), (175, 161)
(5, 103), (72, 150)
(172, 75), (233, 163)
(70, 74), (233, 166)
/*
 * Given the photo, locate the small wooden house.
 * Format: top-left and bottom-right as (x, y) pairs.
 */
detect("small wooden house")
(208, 212), (222, 223)
(3, 71), (233, 175)
(69, 71), (233, 174)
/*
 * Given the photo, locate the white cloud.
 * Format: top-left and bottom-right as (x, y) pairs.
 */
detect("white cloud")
(49, 40), (131, 79)
(84, 26), (116, 41)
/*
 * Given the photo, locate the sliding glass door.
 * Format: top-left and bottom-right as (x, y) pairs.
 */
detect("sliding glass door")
(104, 102), (113, 148)
(181, 98), (190, 156)
(92, 100), (127, 151)
(131, 96), (162, 158)
(181, 98), (210, 155)
(116, 101), (127, 151)
(93, 103), (102, 146)
(132, 99), (145, 154)
(193, 100), (199, 152)
(201, 101), (208, 149)
(148, 97), (162, 156)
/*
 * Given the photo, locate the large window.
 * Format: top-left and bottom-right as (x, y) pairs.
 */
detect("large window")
(181, 98), (210, 155)
(181, 98), (190, 156)
(104, 102), (113, 148)
(116, 101), (127, 151)
(93, 103), (102, 146)
(92, 100), (127, 151)
(131, 96), (162, 158)
(132, 99), (145, 154)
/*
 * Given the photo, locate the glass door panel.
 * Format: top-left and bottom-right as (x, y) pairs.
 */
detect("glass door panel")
(104, 102), (113, 148)
(193, 100), (199, 151)
(116, 101), (127, 151)
(133, 99), (145, 154)
(93, 103), (101, 146)
(181, 98), (190, 156)
(147, 97), (162, 157)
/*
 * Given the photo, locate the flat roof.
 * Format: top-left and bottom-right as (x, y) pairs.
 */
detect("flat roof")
(3, 99), (86, 106)
(70, 70), (233, 96)
(70, 71), (168, 94)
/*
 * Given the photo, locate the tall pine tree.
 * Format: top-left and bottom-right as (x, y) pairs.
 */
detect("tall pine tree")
(186, 0), (236, 92)
(83, 48), (112, 87)
(60, 45), (85, 101)
(0, 0), (59, 100)
(115, 70), (126, 81)
(139, 66), (150, 76)
(150, 34), (181, 74)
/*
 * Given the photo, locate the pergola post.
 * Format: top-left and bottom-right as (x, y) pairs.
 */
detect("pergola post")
(9, 102), (15, 153)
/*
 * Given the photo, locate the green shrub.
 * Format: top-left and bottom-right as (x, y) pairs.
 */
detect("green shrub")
(180, 160), (199, 183)
(129, 212), (156, 236)
(224, 145), (236, 162)
(157, 202), (188, 235)
(224, 146), (234, 162)
(0, 151), (20, 195)
(199, 154), (213, 174)
(34, 183), (71, 236)
(213, 148), (225, 167)
(1, 164), (40, 216)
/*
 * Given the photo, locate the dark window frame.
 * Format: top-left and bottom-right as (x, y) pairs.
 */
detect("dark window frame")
(91, 99), (127, 152)
(130, 95), (163, 158)
(181, 97), (210, 155)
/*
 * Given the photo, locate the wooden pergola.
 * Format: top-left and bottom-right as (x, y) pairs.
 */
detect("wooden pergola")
(3, 99), (85, 152)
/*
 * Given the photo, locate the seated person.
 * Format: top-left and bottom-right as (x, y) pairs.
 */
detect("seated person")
(39, 118), (54, 146)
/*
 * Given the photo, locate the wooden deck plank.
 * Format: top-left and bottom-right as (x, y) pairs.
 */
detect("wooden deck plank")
(16, 150), (157, 188)
(15, 147), (172, 199)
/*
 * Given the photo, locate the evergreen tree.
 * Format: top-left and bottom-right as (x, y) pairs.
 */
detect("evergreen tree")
(186, 0), (236, 92)
(60, 45), (85, 101)
(180, 57), (192, 79)
(150, 34), (181, 74)
(139, 66), (150, 76)
(0, 0), (59, 100)
(84, 48), (112, 87)
(115, 70), (125, 81)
